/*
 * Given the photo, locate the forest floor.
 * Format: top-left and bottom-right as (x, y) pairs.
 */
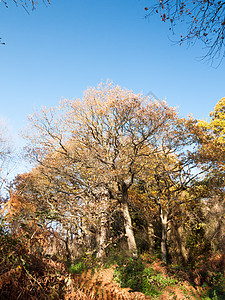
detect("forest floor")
(67, 256), (223, 299)
(1, 229), (224, 299)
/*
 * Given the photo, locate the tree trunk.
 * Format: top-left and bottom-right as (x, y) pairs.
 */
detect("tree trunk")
(64, 231), (72, 267)
(121, 200), (138, 258)
(160, 208), (168, 264)
(96, 198), (108, 260)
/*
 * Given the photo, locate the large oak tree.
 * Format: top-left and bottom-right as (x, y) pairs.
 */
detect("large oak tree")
(24, 82), (178, 258)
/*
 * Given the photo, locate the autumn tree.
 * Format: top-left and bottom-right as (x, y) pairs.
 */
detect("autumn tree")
(197, 98), (225, 193)
(199, 97), (225, 143)
(22, 105), (120, 260)
(145, 1), (225, 63)
(192, 99), (225, 258)
(162, 99), (225, 267)
(23, 82), (178, 258)
(8, 161), (106, 262)
(135, 117), (208, 264)
(4, 174), (54, 257)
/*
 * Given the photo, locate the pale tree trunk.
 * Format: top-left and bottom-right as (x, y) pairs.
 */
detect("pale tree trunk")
(121, 200), (138, 258)
(96, 197), (108, 260)
(160, 207), (168, 264)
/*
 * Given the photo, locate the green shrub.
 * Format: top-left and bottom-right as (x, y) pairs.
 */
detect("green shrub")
(69, 262), (85, 274)
(114, 257), (144, 291)
(114, 258), (178, 298)
(142, 267), (178, 298)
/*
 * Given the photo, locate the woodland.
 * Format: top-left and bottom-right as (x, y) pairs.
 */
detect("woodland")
(0, 1), (225, 299)
(0, 82), (224, 299)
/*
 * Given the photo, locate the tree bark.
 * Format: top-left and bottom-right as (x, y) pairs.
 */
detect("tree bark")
(96, 198), (108, 260)
(64, 231), (72, 267)
(121, 200), (138, 258)
(160, 208), (168, 264)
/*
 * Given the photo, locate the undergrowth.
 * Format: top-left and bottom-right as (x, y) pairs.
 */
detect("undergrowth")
(0, 227), (67, 300)
(1, 226), (224, 300)
(114, 257), (178, 298)
(112, 252), (225, 299)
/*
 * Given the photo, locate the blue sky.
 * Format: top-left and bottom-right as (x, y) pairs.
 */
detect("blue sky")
(0, 0), (224, 157)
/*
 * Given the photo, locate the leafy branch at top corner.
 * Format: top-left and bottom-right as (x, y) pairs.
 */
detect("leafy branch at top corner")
(144, 0), (225, 66)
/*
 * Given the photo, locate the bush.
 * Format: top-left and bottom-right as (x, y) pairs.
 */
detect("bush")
(0, 229), (67, 299)
(114, 257), (178, 297)
(142, 267), (178, 298)
(114, 257), (144, 292)
(69, 262), (85, 274)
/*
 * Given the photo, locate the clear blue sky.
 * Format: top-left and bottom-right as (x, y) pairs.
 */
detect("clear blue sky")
(0, 0), (224, 149)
